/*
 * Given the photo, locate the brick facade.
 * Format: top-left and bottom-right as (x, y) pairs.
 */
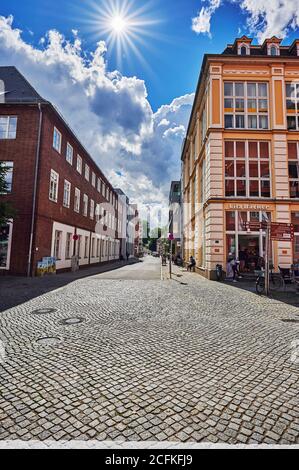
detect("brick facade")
(0, 69), (122, 276)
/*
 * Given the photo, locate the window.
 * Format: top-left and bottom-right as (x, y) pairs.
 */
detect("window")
(83, 194), (88, 217)
(97, 178), (101, 193)
(286, 83), (299, 130)
(91, 238), (95, 258)
(0, 116), (17, 139)
(96, 238), (100, 257)
(77, 155), (82, 174)
(224, 82), (268, 130)
(0, 161), (14, 193)
(288, 142), (299, 197)
(85, 164), (90, 181)
(240, 46), (248, 56)
(53, 127), (62, 153)
(84, 236), (89, 258)
(0, 223), (12, 269)
(90, 199), (95, 219)
(74, 188), (80, 212)
(91, 172), (96, 187)
(269, 45), (279, 56)
(65, 233), (72, 259)
(49, 170), (59, 202)
(95, 203), (100, 221)
(77, 235), (82, 258)
(102, 182), (106, 197)
(54, 230), (62, 260)
(63, 180), (71, 208)
(225, 141), (271, 198)
(66, 143), (73, 165)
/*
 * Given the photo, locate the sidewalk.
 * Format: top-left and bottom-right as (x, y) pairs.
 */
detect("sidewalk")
(0, 258), (140, 312)
(162, 260), (299, 307)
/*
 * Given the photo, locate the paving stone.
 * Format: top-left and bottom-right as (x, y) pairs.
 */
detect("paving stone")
(0, 261), (298, 444)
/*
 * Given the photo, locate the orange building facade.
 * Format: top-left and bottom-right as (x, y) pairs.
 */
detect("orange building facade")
(182, 36), (299, 279)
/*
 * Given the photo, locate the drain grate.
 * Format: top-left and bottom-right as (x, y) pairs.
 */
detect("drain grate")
(60, 317), (85, 325)
(36, 337), (61, 346)
(281, 319), (299, 324)
(32, 308), (57, 315)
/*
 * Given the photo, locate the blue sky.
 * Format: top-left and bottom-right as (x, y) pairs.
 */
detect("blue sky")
(0, 0), (299, 214)
(3, 0), (298, 111)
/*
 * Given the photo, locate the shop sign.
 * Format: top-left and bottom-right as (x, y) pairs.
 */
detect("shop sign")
(228, 203), (271, 211)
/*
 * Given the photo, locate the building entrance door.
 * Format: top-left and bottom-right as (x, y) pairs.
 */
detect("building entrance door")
(238, 235), (261, 272)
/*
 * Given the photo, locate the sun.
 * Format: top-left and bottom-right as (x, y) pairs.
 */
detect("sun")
(79, 0), (164, 71)
(110, 15), (128, 34)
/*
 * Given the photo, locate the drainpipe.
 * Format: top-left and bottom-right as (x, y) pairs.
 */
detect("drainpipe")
(27, 102), (43, 277)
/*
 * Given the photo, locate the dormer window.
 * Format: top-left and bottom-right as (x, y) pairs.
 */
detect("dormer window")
(268, 44), (280, 56)
(238, 43), (250, 56)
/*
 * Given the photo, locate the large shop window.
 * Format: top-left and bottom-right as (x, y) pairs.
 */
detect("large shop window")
(0, 223), (12, 269)
(286, 83), (299, 130)
(288, 142), (299, 197)
(225, 141), (271, 198)
(226, 211), (272, 272)
(224, 82), (268, 130)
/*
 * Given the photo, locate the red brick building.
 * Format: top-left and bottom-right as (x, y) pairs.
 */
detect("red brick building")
(0, 66), (121, 275)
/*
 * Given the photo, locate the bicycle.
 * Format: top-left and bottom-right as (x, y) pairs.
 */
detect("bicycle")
(255, 268), (283, 295)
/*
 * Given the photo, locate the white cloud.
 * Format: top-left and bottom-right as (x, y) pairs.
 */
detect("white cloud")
(192, 0), (221, 36)
(192, 0), (299, 41)
(0, 15), (194, 212)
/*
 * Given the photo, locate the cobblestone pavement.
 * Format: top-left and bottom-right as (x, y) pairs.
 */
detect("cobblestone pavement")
(0, 257), (298, 444)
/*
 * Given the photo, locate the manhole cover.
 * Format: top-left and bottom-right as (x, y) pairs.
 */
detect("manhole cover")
(36, 337), (61, 346)
(281, 319), (299, 324)
(32, 308), (57, 315)
(60, 317), (85, 325)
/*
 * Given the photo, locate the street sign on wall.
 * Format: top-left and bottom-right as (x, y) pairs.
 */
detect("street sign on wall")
(270, 223), (294, 241)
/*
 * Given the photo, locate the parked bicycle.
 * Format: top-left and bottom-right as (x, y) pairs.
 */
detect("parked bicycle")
(255, 266), (283, 295)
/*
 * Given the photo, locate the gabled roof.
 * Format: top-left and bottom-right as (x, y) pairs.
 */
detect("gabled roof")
(0, 66), (47, 103)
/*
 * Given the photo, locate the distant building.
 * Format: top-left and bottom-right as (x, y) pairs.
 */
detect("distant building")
(0, 66), (122, 275)
(182, 36), (299, 279)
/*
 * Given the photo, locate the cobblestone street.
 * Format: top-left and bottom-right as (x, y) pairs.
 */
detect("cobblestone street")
(0, 256), (298, 444)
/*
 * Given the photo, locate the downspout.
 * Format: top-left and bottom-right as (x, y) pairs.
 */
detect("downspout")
(27, 102), (43, 277)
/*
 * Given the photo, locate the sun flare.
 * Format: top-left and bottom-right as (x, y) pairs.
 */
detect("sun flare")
(110, 15), (128, 34)
(80, 0), (163, 71)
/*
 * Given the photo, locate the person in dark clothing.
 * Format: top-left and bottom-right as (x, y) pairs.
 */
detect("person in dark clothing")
(187, 256), (196, 272)
(126, 252), (130, 261)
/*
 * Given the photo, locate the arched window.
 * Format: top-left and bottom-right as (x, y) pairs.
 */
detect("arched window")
(270, 45), (277, 56)
(240, 46), (247, 56)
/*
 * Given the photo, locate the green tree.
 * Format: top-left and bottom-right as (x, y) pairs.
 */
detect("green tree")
(0, 162), (15, 226)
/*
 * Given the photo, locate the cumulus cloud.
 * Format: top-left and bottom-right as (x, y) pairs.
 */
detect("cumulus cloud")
(192, 0), (299, 41)
(0, 15), (194, 212)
